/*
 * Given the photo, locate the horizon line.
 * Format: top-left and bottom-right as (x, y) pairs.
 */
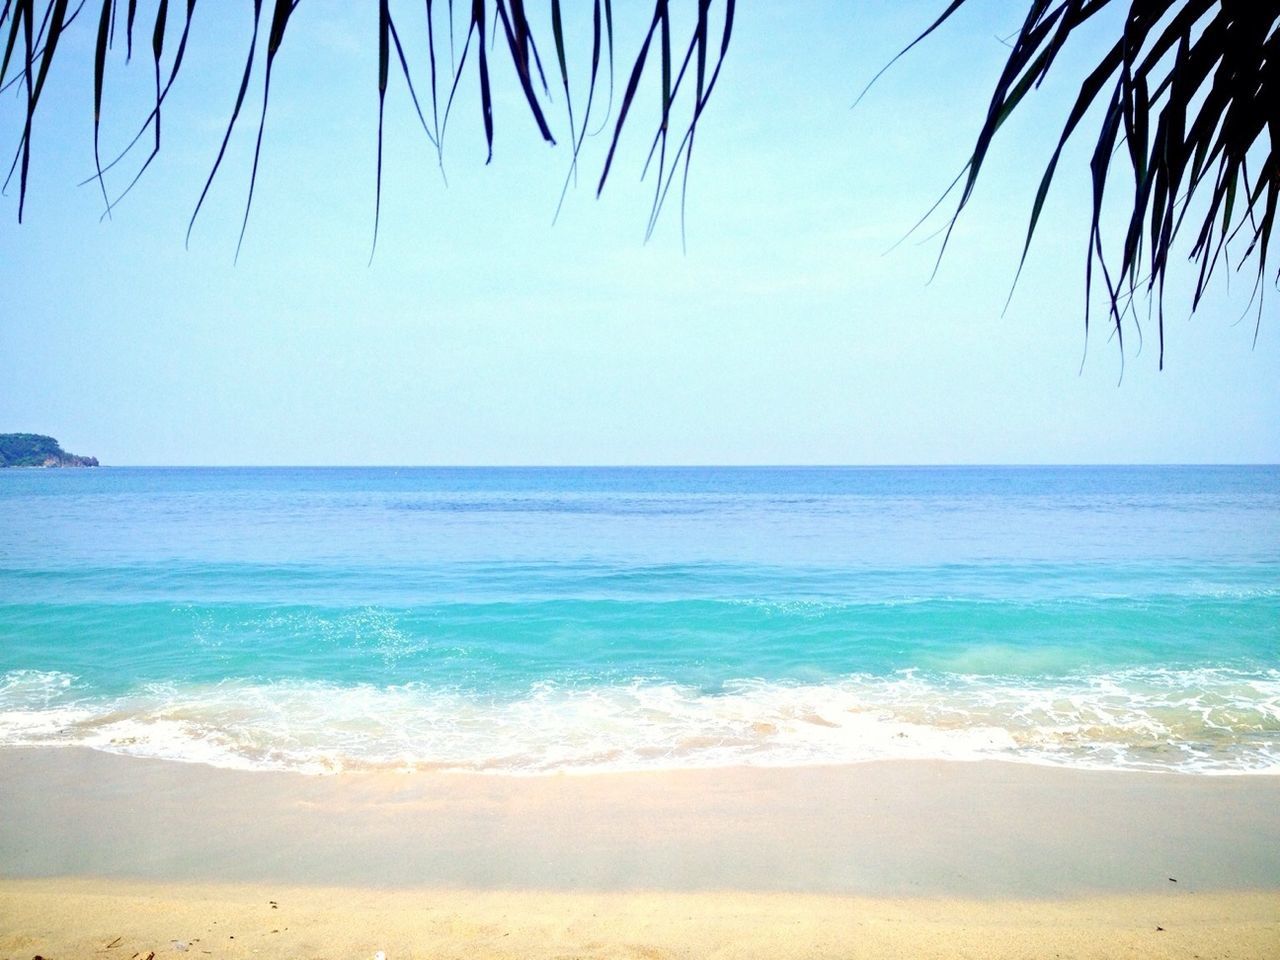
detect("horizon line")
(41, 462), (1280, 470)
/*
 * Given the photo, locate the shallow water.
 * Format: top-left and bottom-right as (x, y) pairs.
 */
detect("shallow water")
(1, 465), (1276, 773)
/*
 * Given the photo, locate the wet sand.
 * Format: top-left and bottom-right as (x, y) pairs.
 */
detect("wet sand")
(3, 747), (1278, 893)
(1, 747), (1277, 957)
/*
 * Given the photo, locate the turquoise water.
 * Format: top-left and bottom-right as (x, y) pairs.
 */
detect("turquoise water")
(1, 466), (1277, 773)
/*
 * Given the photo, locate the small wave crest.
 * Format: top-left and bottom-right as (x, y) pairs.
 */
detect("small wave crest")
(1, 667), (1277, 776)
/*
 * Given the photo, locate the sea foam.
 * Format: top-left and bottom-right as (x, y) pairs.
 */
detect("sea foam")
(2, 667), (1276, 776)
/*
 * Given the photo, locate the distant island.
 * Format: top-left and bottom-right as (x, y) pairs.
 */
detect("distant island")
(0, 434), (99, 468)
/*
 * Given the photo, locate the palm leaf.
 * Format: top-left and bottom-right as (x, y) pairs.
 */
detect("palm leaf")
(886, 0), (1279, 366)
(2, 0), (1274, 366)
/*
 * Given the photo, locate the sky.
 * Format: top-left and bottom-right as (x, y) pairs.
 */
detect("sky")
(1, 1), (1276, 466)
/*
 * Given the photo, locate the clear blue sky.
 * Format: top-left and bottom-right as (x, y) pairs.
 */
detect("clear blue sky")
(1, 1), (1275, 465)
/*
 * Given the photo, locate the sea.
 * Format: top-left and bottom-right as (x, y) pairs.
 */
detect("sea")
(0, 466), (1276, 776)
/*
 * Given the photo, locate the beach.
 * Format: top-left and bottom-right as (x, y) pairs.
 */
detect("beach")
(2, 747), (1278, 957)
(2, 466), (1277, 956)
(3, 0), (1277, 949)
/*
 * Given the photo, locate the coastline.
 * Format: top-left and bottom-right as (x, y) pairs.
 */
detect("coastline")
(2, 747), (1278, 957)
(3, 746), (1278, 893)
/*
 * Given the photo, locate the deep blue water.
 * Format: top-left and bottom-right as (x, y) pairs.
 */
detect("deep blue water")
(1, 466), (1276, 773)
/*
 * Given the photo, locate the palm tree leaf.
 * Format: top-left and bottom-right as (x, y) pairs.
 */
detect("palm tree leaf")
(3, 0), (1272, 363)
(92, 0), (112, 212)
(597, 2), (662, 195)
(894, 0), (1279, 366)
(236, 0), (295, 261)
(187, 0), (260, 247)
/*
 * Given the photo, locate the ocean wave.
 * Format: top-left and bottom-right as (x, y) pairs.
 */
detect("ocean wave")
(1, 667), (1277, 776)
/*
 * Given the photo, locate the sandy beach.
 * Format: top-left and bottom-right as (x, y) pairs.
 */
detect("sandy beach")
(4, 878), (1277, 960)
(2, 747), (1278, 957)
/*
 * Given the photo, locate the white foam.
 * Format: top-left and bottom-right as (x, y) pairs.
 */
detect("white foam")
(0, 668), (1276, 776)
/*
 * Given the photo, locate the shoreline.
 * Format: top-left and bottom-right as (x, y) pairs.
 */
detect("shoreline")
(4, 747), (1278, 958)
(3, 746), (1278, 895)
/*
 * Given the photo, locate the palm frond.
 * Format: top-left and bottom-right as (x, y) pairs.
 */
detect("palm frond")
(3, 0), (1275, 365)
(905, 0), (1278, 366)
(0, 0), (733, 252)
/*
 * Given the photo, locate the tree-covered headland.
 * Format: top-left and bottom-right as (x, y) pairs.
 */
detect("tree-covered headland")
(0, 434), (99, 468)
